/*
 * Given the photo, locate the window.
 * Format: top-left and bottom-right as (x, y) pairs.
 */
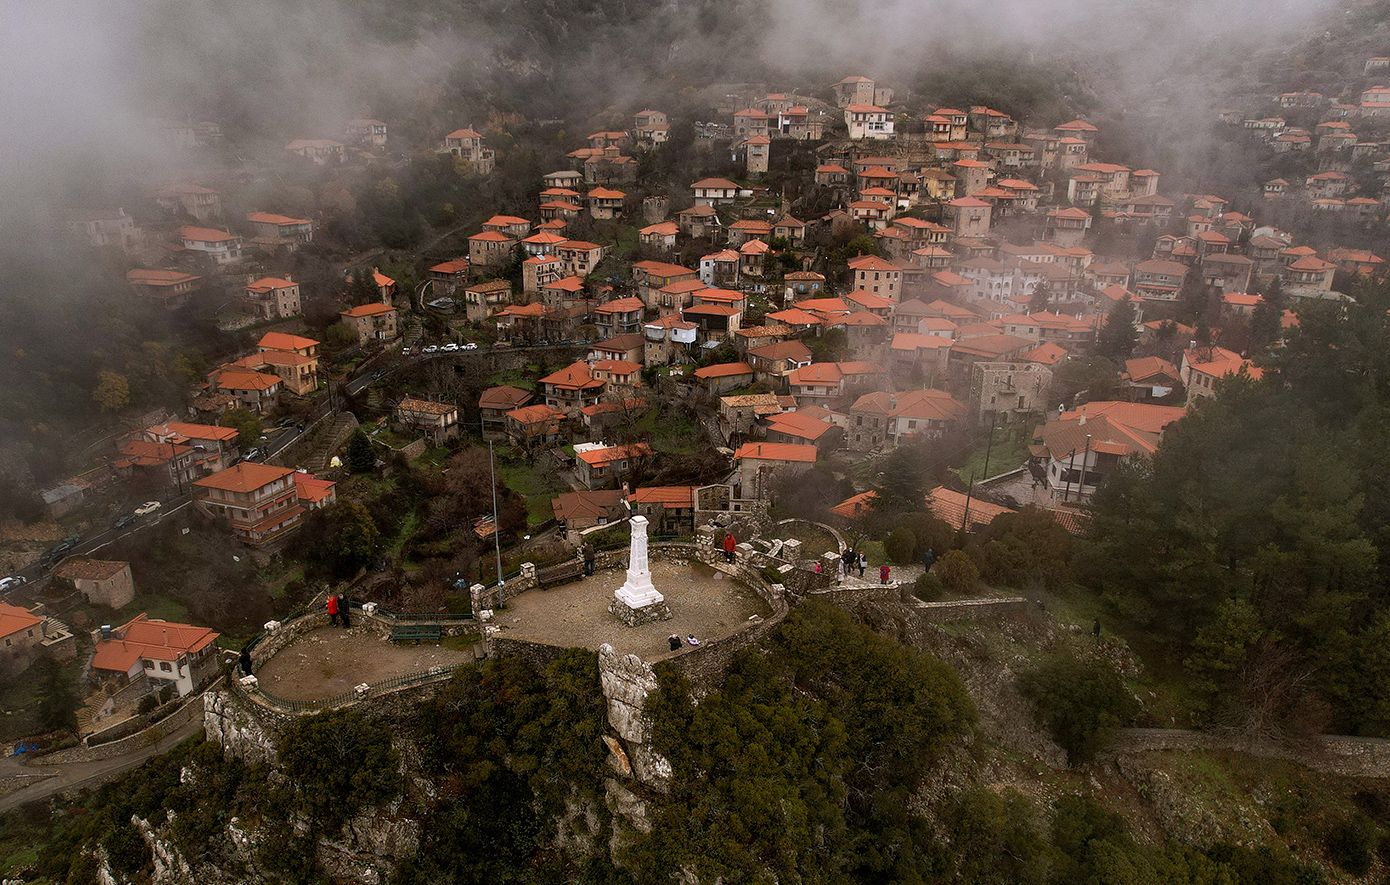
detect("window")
(143, 659), (154, 669)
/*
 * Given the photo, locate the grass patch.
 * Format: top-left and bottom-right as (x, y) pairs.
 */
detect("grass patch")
(440, 633), (481, 652)
(500, 461), (567, 526)
(489, 368), (536, 389)
(117, 592), (191, 625)
(953, 429), (1030, 484)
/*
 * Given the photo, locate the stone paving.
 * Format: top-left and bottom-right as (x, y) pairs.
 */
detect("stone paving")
(496, 557), (770, 660)
(252, 626), (474, 701)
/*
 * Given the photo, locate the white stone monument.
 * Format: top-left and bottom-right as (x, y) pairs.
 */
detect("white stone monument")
(609, 516), (673, 626)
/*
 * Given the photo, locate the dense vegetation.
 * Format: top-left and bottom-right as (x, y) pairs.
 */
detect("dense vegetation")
(1079, 279), (1390, 737)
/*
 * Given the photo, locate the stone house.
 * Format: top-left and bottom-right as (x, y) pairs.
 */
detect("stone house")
(395, 397), (459, 444)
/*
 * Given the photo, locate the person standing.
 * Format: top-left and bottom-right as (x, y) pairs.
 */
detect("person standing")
(722, 531), (737, 564)
(922, 548), (936, 573)
(841, 548), (855, 581)
(582, 542), (596, 577)
(879, 564), (891, 585)
(858, 551), (867, 577)
(326, 594), (340, 627)
(238, 648), (253, 677)
(339, 593), (352, 629)
(1092, 618), (1101, 645)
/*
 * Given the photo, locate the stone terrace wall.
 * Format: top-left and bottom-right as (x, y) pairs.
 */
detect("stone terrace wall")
(489, 637), (573, 673)
(916, 597), (1030, 621)
(666, 561), (789, 694)
(1109, 728), (1390, 779)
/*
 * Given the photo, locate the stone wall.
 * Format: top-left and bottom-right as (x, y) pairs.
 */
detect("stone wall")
(915, 597), (1030, 621)
(35, 682), (214, 766)
(1108, 728), (1390, 779)
(267, 410), (343, 469)
(489, 637), (573, 672)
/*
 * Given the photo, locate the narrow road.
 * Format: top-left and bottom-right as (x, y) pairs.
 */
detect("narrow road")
(0, 716), (204, 813)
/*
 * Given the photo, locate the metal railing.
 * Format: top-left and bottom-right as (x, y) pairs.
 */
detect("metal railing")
(251, 664), (459, 713)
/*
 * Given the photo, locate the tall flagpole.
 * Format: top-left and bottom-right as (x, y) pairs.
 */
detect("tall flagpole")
(489, 440), (504, 586)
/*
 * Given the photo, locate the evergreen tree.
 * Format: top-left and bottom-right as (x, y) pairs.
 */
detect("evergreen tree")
(33, 653), (78, 733)
(345, 428), (376, 473)
(1029, 281), (1052, 314)
(1250, 275), (1287, 348)
(1097, 298), (1139, 359)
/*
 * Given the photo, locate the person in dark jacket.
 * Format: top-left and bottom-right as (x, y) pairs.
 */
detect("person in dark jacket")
(668, 634), (682, 652)
(239, 649), (253, 677)
(922, 548), (936, 572)
(339, 594), (352, 629)
(582, 542), (596, 576)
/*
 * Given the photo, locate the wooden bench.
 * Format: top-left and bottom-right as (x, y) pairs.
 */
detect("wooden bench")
(391, 624), (442, 645)
(537, 559), (585, 587)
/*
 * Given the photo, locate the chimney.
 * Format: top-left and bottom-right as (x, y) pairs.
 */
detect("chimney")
(1078, 414), (1086, 426)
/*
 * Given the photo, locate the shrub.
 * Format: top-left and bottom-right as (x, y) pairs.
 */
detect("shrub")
(912, 572), (944, 602)
(277, 709), (402, 827)
(1019, 650), (1140, 764)
(936, 550), (980, 594)
(1325, 815), (1375, 876)
(137, 694), (158, 715)
(884, 527), (917, 564)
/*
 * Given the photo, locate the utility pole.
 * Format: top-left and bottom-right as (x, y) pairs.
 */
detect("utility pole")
(1076, 433), (1093, 502)
(488, 440), (504, 587)
(980, 412), (998, 481)
(961, 472), (975, 532)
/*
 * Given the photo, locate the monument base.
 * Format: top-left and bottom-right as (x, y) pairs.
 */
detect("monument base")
(609, 595), (673, 627)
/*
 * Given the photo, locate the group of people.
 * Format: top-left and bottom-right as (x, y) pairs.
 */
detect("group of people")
(326, 593), (353, 628)
(668, 633), (699, 651)
(838, 547), (868, 581)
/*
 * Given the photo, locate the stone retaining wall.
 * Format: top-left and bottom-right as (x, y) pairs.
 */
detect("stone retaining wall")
(1108, 728), (1390, 779)
(915, 596), (1030, 621)
(35, 681), (216, 766)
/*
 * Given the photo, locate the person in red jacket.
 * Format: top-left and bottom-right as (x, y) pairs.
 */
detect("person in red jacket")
(326, 594), (340, 627)
(722, 531), (736, 564)
(879, 564), (891, 585)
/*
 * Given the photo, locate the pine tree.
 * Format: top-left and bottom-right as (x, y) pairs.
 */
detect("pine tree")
(1251, 275), (1287, 348)
(1029, 281), (1052, 314)
(1097, 298), (1139, 359)
(346, 428), (375, 473)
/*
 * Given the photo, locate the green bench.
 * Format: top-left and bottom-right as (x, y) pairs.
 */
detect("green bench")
(537, 560), (585, 587)
(391, 624), (442, 645)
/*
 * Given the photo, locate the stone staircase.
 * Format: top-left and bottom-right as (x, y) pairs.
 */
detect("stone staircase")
(304, 413), (361, 473)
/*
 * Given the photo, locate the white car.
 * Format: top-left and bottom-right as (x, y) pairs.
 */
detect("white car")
(442, 342), (460, 352)
(422, 345), (439, 354)
(462, 342), (479, 350)
(0, 576), (25, 592)
(134, 501), (162, 516)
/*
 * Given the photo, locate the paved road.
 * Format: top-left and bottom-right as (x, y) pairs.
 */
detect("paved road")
(0, 716), (204, 813)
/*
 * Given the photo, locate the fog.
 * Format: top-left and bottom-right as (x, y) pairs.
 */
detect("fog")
(0, 0), (1342, 235)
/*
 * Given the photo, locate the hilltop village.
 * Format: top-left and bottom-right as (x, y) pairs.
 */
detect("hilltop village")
(12, 0), (1390, 871)
(9, 58), (1390, 737)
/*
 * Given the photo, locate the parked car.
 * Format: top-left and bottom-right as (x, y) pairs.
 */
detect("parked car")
(1, 576), (27, 592)
(462, 342), (479, 350)
(134, 501), (162, 516)
(112, 513), (137, 529)
(243, 448), (264, 463)
(442, 342), (460, 352)
(277, 417), (298, 428)
(422, 344), (439, 354)
(54, 534), (80, 554)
